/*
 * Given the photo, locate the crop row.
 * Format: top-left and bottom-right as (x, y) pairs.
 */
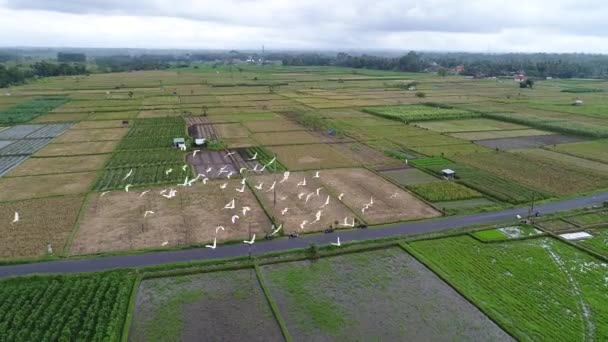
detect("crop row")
(407, 236), (608, 341)
(117, 136), (176, 150)
(412, 157), (546, 203)
(0, 97), (69, 125)
(483, 112), (608, 138)
(364, 105), (480, 123)
(126, 125), (186, 138)
(106, 149), (185, 168)
(408, 181), (483, 202)
(94, 164), (192, 191)
(0, 273), (134, 341)
(134, 117), (185, 126)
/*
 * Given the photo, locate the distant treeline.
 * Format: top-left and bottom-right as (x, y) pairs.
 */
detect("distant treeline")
(0, 61), (87, 88)
(94, 55), (172, 72)
(282, 52), (608, 78)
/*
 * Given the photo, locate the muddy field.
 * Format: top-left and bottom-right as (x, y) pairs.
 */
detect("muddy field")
(476, 134), (586, 150)
(251, 171), (357, 233)
(261, 248), (513, 341)
(186, 149), (263, 179)
(318, 168), (440, 224)
(130, 269), (283, 342)
(71, 180), (271, 255)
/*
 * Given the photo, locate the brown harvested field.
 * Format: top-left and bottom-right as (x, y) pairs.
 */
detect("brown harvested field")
(6, 155), (110, 176)
(0, 171), (97, 201)
(250, 171), (356, 232)
(34, 141), (119, 157)
(185, 116), (211, 125)
(475, 134), (586, 150)
(71, 180), (271, 255)
(253, 131), (320, 146)
(31, 113), (90, 123)
(242, 118), (304, 132)
(72, 120), (130, 129)
(224, 137), (257, 148)
(187, 149), (263, 178)
(318, 168), (440, 224)
(214, 123), (250, 139)
(328, 142), (401, 168)
(320, 108), (371, 118)
(268, 144), (358, 170)
(187, 124), (217, 140)
(53, 127), (128, 142)
(0, 195), (84, 259)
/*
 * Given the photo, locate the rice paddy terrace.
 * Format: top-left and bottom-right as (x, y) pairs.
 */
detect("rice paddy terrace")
(2, 65), (608, 340)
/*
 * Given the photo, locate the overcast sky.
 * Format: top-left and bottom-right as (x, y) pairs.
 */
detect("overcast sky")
(1, 0), (608, 53)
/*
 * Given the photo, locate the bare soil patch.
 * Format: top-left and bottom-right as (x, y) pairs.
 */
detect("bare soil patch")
(71, 180), (270, 255)
(318, 168), (440, 224)
(251, 171), (356, 233)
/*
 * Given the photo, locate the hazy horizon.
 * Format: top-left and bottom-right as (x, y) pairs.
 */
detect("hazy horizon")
(1, 0), (608, 53)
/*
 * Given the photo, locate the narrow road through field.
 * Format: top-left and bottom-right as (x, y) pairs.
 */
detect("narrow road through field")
(1, 192), (607, 279)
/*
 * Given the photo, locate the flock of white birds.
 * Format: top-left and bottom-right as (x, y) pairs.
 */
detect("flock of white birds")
(8, 150), (356, 251)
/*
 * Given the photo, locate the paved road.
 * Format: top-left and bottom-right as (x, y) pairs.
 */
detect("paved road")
(1, 192), (607, 279)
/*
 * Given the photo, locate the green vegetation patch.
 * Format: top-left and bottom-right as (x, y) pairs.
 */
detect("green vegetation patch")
(409, 181), (483, 202)
(547, 139), (608, 164)
(567, 210), (608, 227)
(576, 228), (608, 256)
(472, 229), (509, 241)
(0, 272), (134, 341)
(364, 104), (479, 122)
(0, 97), (69, 125)
(561, 88), (603, 93)
(452, 152), (608, 196)
(408, 236), (608, 341)
(412, 157), (546, 204)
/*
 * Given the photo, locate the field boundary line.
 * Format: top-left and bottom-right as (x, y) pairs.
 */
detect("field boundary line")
(62, 194), (90, 256)
(120, 275), (142, 342)
(397, 241), (520, 341)
(254, 263), (293, 342)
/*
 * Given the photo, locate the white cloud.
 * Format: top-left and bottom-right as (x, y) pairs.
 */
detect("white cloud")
(1, 0), (608, 52)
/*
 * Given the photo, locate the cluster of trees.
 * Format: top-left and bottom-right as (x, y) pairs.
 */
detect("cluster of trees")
(94, 55), (171, 72)
(57, 52), (86, 63)
(0, 61), (87, 88)
(282, 51), (608, 78)
(282, 51), (426, 72)
(430, 53), (608, 78)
